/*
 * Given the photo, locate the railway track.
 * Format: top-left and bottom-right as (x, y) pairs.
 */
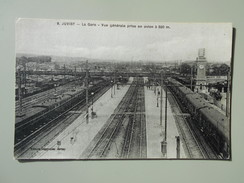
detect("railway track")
(121, 84), (147, 158)
(167, 86), (219, 159)
(15, 82), (111, 158)
(15, 89), (65, 111)
(15, 82), (105, 139)
(82, 77), (147, 159)
(15, 80), (82, 112)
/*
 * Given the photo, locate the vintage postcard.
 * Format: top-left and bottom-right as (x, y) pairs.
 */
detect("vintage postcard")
(15, 19), (232, 160)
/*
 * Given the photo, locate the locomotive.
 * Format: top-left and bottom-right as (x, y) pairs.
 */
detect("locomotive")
(167, 78), (230, 159)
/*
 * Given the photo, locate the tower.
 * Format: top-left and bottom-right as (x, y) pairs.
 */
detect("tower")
(195, 48), (207, 93)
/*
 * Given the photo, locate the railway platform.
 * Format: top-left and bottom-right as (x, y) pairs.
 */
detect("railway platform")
(33, 79), (132, 159)
(144, 84), (186, 159)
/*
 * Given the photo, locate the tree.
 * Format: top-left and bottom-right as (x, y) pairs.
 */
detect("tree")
(180, 63), (191, 75)
(219, 64), (230, 75)
(208, 63), (230, 76)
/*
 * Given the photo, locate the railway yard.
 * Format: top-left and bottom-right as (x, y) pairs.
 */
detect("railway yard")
(14, 73), (230, 160)
(12, 19), (233, 162)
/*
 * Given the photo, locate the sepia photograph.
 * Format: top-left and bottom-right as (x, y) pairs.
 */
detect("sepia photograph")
(14, 19), (232, 160)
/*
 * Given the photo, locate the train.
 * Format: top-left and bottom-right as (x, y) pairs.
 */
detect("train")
(15, 79), (111, 142)
(172, 75), (192, 86)
(15, 78), (73, 100)
(167, 78), (230, 159)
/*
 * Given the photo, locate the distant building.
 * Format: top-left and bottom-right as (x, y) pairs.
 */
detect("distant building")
(28, 56), (52, 63)
(198, 48), (205, 58)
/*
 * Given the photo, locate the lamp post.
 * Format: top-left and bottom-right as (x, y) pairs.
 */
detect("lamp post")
(175, 136), (180, 159)
(91, 92), (94, 113)
(111, 80), (113, 98)
(190, 66), (193, 91)
(119, 76), (122, 88)
(114, 72), (116, 95)
(154, 83), (156, 95)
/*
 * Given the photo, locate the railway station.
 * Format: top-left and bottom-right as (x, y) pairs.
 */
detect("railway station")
(14, 19), (233, 161)
(14, 49), (231, 160)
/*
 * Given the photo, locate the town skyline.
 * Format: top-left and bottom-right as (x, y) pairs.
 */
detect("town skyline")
(16, 19), (232, 63)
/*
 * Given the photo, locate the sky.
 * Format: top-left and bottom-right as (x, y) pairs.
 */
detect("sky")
(16, 19), (233, 62)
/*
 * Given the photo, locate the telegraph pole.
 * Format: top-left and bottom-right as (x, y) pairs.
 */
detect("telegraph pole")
(161, 78), (168, 158)
(85, 60), (89, 124)
(18, 70), (22, 115)
(154, 75), (156, 95)
(160, 72), (163, 126)
(165, 81), (168, 142)
(17, 69), (24, 117)
(23, 62), (27, 94)
(190, 66), (193, 91)
(226, 71), (231, 118)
